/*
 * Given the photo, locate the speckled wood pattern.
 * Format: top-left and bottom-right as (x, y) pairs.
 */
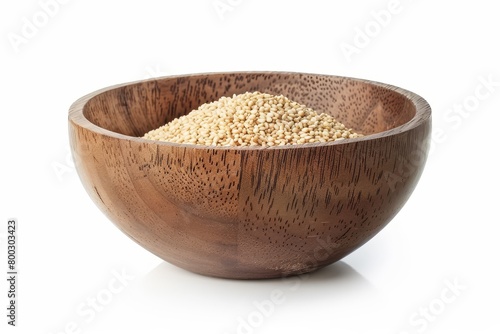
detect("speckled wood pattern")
(69, 72), (431, 279)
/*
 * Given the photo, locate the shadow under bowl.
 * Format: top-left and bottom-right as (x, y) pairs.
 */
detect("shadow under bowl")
(69, 72), (431, 279)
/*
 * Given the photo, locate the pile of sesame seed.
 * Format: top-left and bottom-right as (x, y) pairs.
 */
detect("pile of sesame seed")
(143, 91), (362, 146)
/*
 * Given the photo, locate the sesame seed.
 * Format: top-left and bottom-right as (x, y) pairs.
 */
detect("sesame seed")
(143, 91), (362, 146)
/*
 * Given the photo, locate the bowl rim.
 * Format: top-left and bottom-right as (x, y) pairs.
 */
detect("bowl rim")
(68, 71), (431, 150)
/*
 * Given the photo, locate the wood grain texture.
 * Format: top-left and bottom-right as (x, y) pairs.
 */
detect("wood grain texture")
(68, 72), (431, 279)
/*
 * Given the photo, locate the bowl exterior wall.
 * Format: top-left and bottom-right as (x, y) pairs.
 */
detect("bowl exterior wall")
(69, 116), (430, 279)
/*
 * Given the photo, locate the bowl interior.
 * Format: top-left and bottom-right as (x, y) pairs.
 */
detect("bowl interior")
(82, 72), (416, 138)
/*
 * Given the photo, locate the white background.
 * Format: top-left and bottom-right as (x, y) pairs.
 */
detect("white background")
(1, 0), (499, 333)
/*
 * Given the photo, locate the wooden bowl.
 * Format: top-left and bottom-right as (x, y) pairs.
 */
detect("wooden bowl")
(69, 72), (431, 279)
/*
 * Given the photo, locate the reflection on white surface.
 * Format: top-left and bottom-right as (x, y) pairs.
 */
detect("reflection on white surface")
(83, 261), (375, 333)
(141, 260), (373, 302)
